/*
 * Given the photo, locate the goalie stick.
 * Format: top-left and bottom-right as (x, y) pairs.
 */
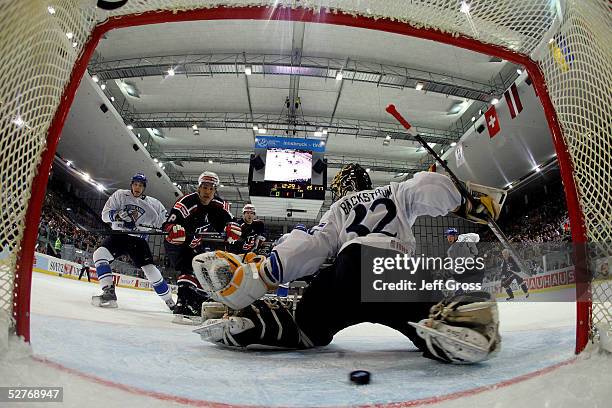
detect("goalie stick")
(385, 104), (530, 276)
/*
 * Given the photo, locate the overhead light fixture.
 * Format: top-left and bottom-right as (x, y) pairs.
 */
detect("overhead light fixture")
(450, 142), (457, 147)
(478, 109), (483, 115)
(415, 82), (424, 91)
(491, 98), (500, 105)
(143, 142), (147, 147)
(172, 182), (177, 186)
(96, 184), (105, 192)
(460, 1), (471, 14)
(110, 96), (115, 102)
(220, 184), (225, 188)
(383, 139), (390, 146)
(82, 172), (90, 181)
(65, 32), (74, 40)
(11, 115), (25, 128)
(507, 183), (513, 189)
(148, 127), (164, 138)
(193, 129), (200, 135)
(447, 101), (465, 115)
(252, 125), (258, 131)
(122, 81), (140, 98)
(335, 71), (343, 81)
(167, 68), (175, 76)
(385, 135), (392, 141)
(192, 124), (198, 130)
(136, 133), (140, 138)
(153, 158), (158, 163)
(158, 162), (163, 168)
(126, 124), (133, 130)
(244, 65), (252, 75)
(92, 74), (99, 83)
(440, 149), (444, 154)
(178, 185), (182, 189)
(517, 68), (523, 75)
(208, 159), (214, 164)
(471, 116), (476, 122)
(322, 129), (328, 135)
(47, 6), (56, 14)
(314, 131), (323, 137)
(534, 166), (541, 172)
(100, 83), (106, 90)
(366, 168), (371, 173)
(258, 128), (266, 134)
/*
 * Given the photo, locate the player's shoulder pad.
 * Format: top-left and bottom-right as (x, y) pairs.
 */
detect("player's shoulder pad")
(210, 197), (231, 212)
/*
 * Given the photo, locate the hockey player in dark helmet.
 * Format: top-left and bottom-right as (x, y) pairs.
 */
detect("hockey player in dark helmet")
(330, 163), (372, 202)
(193, 164), (504, 364)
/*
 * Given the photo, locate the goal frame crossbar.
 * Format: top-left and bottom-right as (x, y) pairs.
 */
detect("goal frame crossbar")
(13, 5), (591, 353)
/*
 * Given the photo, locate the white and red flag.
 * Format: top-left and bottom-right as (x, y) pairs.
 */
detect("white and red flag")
(504, 83), (523, 119)
(485, 105), (501, 138)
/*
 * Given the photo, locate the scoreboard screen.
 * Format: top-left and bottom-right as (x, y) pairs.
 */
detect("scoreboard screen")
(249, 180), (325, 200)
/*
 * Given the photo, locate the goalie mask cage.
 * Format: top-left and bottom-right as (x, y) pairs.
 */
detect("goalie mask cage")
(1, 0), (610, 353)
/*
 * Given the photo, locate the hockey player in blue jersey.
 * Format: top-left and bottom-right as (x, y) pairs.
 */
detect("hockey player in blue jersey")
(91, 173), (175, 310)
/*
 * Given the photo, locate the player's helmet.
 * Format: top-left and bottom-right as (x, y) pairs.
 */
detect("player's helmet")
(131, 173), (147, 187)
(445, 227), (458, 236)
(330, 163), (372, 201)
(242, 204), (256, 214)
(198, 171), (220, 187)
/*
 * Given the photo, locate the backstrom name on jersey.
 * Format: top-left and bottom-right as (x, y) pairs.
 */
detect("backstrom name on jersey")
(338, 186), (392, 215)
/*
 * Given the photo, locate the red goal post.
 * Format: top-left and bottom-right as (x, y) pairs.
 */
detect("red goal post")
(1, 1), (609, 353)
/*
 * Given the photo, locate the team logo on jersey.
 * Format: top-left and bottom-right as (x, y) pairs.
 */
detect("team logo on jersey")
(124, 204), (145, 221)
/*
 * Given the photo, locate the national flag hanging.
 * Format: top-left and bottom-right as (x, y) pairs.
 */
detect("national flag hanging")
(504, 84), (523, 119)
(455, 143), (466, 167)
(485, 105), (501, 138)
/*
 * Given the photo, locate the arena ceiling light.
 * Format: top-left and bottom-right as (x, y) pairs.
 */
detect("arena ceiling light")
(491, 97), (500, 105)
(208, 159), (214, 164)
(167, 68), (175, 76)
(244, 65), (252, 75)
(415, 82), (424, 91)
(126, 124), (133, 130)
(385, 135), (392, 141)
(258, 127), (266, 134)
(66, 160), (73, 166)
(450, 142), (457, 147)
(121, 81), (140, 98)
(110, 96), (115, 102)
(96, 184), (105, 192)
(82, 172), (90, 181)
(314, 131), (323, 137)
(517, 69), (523, 75)
(91, 74), (99, 83)
(100, 83), (106, 90)
(335, 71), (343, 81)
(192, 124), (198, 130)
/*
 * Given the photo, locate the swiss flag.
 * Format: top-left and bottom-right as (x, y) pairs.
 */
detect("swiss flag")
(485, 105), (501, 138)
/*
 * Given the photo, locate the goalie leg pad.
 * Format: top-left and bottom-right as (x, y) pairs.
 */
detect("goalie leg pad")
(194, 299), (308, 349)
(412, 291), (501, 364)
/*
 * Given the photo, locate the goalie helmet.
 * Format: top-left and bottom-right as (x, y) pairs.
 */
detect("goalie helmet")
(198, 171), (220, 187)
(243, 204), (256, 214)
(330, 163), (372, 201)
(131, 173), (147, 187)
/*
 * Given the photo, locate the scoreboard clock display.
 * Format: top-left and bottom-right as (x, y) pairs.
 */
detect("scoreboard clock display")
(250, 181), (325, 200)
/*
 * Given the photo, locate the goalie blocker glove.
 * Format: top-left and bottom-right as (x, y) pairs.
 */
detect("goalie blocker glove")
(192, 251), (278, 311)
(451, 181), (501, 225)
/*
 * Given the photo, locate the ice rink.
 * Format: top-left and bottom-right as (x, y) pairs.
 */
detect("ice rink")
(1, 272), (610, 407)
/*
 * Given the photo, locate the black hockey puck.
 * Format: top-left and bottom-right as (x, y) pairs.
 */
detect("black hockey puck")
(349, 370), (371, 385)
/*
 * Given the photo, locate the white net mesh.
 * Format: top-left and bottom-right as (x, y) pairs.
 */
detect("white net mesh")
(0, 0), (609, 345)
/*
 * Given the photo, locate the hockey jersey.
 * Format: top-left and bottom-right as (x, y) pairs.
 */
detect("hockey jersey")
(446, 233), (480, 259)
(230, 218), (265, 252)
(270, 171), (462, 283)
(101, 189), (167, 235)
(164, 192), (233, 241)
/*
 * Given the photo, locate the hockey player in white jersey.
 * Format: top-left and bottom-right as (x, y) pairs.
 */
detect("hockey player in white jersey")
(445, 227), (482, 294)
(193, 164), (502, 363)
(92, 173), (175, 310)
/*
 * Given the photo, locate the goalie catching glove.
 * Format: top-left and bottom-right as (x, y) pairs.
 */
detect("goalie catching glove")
(192, 251), (279, 310)
(409, 291), (501, 364)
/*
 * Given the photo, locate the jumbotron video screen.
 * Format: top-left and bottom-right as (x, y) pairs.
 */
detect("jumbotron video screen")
(264, 148), (312, 183)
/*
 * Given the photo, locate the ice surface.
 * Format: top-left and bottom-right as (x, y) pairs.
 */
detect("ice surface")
(0, 272), (610, 407)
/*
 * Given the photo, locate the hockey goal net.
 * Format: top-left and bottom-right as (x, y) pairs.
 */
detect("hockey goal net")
(1, 0), (610, 352)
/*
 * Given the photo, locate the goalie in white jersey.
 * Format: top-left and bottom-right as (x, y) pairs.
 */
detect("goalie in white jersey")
(91, 173), (175, 310)
(193, 164), (502, 364)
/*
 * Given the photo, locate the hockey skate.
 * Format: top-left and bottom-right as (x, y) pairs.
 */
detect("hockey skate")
(92, 285), (118, 308)
(165, 298), (176, 312)
(172, 302), (202, 325)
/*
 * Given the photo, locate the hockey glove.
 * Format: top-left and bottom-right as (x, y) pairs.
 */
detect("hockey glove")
(453, 194), (500, 225)
(164, 224), (186, 245)
(192, 251), (277, 310)
(224, 222), (242, 244)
